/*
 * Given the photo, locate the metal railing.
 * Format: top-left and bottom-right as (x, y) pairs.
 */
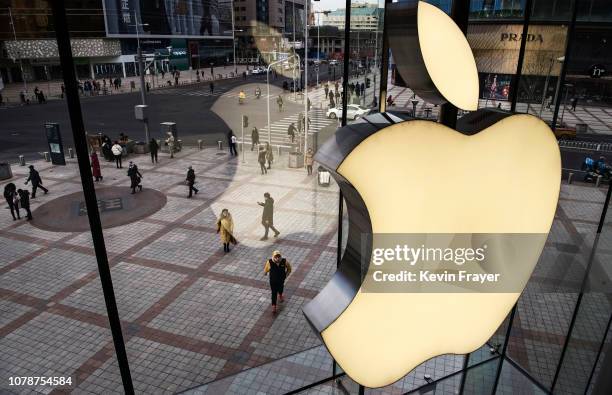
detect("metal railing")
(558, 140), (612, 152)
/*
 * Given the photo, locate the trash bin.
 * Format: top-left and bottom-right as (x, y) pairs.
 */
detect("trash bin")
(576, 123), (588, 133)
(217, 140), (223, 150)
(133, 141), (149, 154)
(288, 152), (304, 168)
(317, 166), (331, 187)
(0, 162), (13, 180)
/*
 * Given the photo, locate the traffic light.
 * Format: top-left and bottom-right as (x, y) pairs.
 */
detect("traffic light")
(242, 115), (248, 128)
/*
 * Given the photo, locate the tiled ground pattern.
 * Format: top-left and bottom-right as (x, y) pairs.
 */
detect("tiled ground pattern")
(0, 146), (610, 394)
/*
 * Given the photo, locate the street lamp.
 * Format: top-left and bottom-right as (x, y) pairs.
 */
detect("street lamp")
(539, 55), (564, 117)
(560, 83), (573, 126)
(129, 14), (150, 143)
(8, 8), (27, 96)
(313, 10), (331, 87)
(411, 99), (419, 117)
(267, 55), (300, 145)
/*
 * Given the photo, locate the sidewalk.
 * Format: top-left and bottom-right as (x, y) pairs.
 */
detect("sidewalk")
(0, 145), (340, 394)
(0, 65), (251, 106)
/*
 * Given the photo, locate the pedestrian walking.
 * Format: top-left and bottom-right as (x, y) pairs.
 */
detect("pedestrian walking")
(210, 82), (214, 94)
(265, 142), (274, 169)
(61, 84), (65, 99)
(287, 122), (297, 143)
(571, 97), (578, 111)
(329, 95), (335, 109)
(3, 183), (20, 221)
(216, 208), (236, 253)
(111, 141), (123, 168)
(186, 166), (199, 197)
(335, 90), (340, 103)
(277, 95), (283, 112)
(25, 165), (48, 198)
(324, 83), (329, 99)
(17, 189), (32, 220)
(251, 127), (260, 150)
(127, 162), (143, 194)
(305, 148), (314, 175)
(258, 146), (268, 174)
(91, 151), (103, 182)
(264, 250), (292, 314)
(227, 130), (238, 156)
(149, 138), (159, 163)
(258, 192), (280, 240)
(165, 132), (176, 159)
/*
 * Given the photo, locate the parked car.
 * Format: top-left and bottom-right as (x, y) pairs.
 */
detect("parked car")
(329, 59), (339, 65)
(250, 67), (266, 75)
(326, 104), (371, 120)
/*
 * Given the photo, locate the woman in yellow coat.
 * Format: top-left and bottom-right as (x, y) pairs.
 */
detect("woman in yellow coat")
(216, 208), (236, 253)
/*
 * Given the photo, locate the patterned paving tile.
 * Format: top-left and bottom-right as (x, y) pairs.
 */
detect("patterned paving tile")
(0, 312), (111, 392)
(8, 222), (73, 242)
(75, 337), (225, 395)
(149, 195), (202, 222)
(209, 244), (310, 282)
(299, 251), (337, 292)
(65, 221), (165, 254)
(0, 299), (32, 328)
(0, 248), (96, 299)
(252, 296), (321, 359)
(148, 278), (268, 348)
(0, 235), (42, 269)
(61, 262), (186, 321)
(134, 228), (219, 269)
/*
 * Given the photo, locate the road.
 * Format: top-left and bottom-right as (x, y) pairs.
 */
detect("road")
(0, 73), (336, 163)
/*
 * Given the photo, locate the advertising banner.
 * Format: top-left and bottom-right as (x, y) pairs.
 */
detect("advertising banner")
(102, 0), (233, 39)
(45, 123), (66, 166)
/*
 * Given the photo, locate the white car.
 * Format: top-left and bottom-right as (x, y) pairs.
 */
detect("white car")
(250, 67), (265, 75)
(326, 104), (371, 120)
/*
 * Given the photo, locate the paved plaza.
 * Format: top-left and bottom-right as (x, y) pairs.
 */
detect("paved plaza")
(0, 138), (610, 393)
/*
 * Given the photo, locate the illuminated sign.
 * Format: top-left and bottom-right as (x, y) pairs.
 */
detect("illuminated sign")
(304, 1), (561, 388)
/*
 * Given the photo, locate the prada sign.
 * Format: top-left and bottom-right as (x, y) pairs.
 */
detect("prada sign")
(501, 33), (544, 43)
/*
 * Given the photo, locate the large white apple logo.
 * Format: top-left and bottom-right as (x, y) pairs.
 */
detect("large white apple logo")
(303, 1), (561, 388)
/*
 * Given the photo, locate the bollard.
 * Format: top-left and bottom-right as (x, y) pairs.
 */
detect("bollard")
(217, 140), (223, 150)
(568, 172), (573, 184)
(595, 175), (602, 188)
(68, 147), (74, 158)
(44, 152), (50, 162)
(19, 155), (25, 166)
(198, 139), (203, 150)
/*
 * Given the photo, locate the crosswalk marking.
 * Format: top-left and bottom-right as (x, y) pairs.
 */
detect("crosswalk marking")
(237, 108), (335, 149)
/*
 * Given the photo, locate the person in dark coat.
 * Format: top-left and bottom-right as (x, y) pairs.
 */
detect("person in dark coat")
(186, 166), (198, 197)
(251, 127), (260, 151)
(258, 146), (267, 175)
(127, 162), (143, 194)
(91, 151), (102, 181)
(25, 165), (48, 198)
(149, 138), (159, 163)
(3, 183), (20, 220)
(227, 130), (238, 156)
(17, 189), (32, 220)
(264, 250), (292, 314)
(287, 123), (296, 143)
(258, 192), (280, 240)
